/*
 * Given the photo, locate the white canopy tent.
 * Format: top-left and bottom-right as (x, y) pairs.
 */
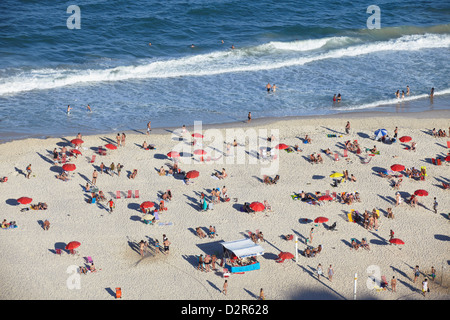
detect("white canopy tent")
(221, 239), (264, 258)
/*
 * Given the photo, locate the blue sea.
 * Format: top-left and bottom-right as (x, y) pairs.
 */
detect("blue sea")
(0, 0), (449, 141)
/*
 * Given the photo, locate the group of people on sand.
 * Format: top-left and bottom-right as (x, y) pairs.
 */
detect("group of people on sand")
(116, 133), (126, 147)
(196, 226), (217, 239)
(309, 153), (323, 164)
(139, 234), (171, 256)
(350, 238), (370, 251)
(99, 162), (123, 176)
(198, 254), (218, 272)
(304, 244), (322, 257)
(432, 128), (448, 137)
(212, 168), (227, 179)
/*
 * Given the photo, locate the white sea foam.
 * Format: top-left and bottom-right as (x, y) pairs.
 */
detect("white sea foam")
(0, 33), (449, 96)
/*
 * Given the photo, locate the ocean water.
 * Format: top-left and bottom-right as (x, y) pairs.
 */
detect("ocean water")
(0, 0), (449, 141)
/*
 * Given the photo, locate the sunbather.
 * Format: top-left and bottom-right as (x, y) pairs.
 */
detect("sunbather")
(130, 169), (138, 179)
(196, 227), (206, 239)
(361, 238), (370, 250)
(350, 239), (360, 250)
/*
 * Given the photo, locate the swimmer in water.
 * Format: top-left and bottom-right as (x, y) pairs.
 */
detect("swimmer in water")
(271, 84), (277, 92)
(67, 105), (72, 114)
(87, 104), (92, 112)
(266, 83), (271, 92)
(406, 85), (410, 96)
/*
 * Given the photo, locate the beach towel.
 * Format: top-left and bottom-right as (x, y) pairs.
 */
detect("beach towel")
(1, 225), (17, 230)
(158, 222), (173, 226)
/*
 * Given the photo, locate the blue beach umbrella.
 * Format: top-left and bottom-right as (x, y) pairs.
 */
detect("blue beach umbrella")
(374, 129), (387, 136)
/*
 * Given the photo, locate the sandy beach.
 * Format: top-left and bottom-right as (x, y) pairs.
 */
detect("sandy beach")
(0, 110), (449, 300)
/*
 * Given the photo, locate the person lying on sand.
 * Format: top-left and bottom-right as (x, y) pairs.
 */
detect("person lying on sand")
(196, 227), (206, 239)
(350, 239), (360, 250)
(130, 169), (138, 179)
(158, 166), (166, 176)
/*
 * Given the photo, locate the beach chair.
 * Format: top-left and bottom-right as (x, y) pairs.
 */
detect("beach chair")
(90, 155), (96, 163)
(447, 141), (450, 148)
(134, 190), (139, 198)
(334, 153), (339, 161)
(116, 191), (121, 199)
(343, 149), (348, 157)
(126, 190), (132, 199)
(437, 158), (442, 166)
(348, 210), (354, 223)
(331, 192), (337, 201)
(223, 268), (230, 278)
(442, 182), (450, 190)
(325, 190), (330, 196)
(431, 158), (436, 165)
(115, 288), (122, 299)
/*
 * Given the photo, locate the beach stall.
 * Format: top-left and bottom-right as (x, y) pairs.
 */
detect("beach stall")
(221, 239), (264, 273)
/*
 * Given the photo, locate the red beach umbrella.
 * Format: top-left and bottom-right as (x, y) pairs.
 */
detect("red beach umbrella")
(105, 143), (117, 150)
(186, 170), (199, 179)
(192, 133), (204, 138)
(70, 149), (82, 155)
(275, 143), (289, 150)
(389, 238), (405, 245)
(314, 217), (329, 224)
(414, 189), (428, 197)
(278, 252), (294, 260)
(194, 149), (207, 155)
(399, 136), (412, 143)
(65, 241), (81, 250)
(62, 163), (76, 171)
(140, 201), (155, 209)
(71, 139), (84, 145)
(167, 151), (180, 158)
(318, 195), (333, 201)
(390, 164), (405, 172)
(17, 197), (32, 205)
(249, 202), (265, 212)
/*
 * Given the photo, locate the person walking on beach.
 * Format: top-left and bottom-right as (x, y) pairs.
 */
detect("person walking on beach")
(247, 112), (251, 123)
(108, 199), (115, 213)
(391, 276), (397, 293)
(163, 237), (171, 254)
(345, 121), (350, 135)
(92, 170), (98, 185)
(317, 264), (323, 280)
(328, 265), (334, 282)
(26, 164), (32, 179)
(422, 278), (428, 297)
(223, 279), (228, 295)
(433, 197), (438, 214)
(309, 228), (314, 243)
(413, 266), (420, 283)
(139, 240), (148, 257)
(430, 266), (436, 281)
(259, 288), (265, 300)
(121, 133), (126, 147)
(116, 133), (121, 147)
(147, 121), (151, 134)
(394, 126), (398, 139)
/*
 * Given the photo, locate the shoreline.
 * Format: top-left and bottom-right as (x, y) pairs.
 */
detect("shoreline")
(1, 107), (449, 146)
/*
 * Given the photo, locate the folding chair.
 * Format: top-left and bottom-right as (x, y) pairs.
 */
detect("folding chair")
(126, 190), (132, 199)
(115, 288), (122, 299)
(437, 158), (442, 166)
(343, 149), (348, 157)
(334, 153), (339, 161)
(90, 155), (96, 163)
(116, 191), (121, 199)
(447, 141), (450, 148)
(431, 158), (436, 165)
(134, 190), (139, 198)
(348, 210), (354, 222)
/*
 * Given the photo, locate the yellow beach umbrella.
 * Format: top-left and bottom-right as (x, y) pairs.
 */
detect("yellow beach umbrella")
(330, 172), (343, 178)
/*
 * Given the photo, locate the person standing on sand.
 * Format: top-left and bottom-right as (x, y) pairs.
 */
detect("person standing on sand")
(223, 279), (228, 295)
(121, 133), (126, 147)
(317, 264), (323, 280)
(413, 266), (420, 283)
(26, 164), (32, 179)
(328, 265), (334, 282)
(139, 240), (147, 257)
(391, 276), (397, 292)
(430, 266), (436, 281)
(92, 170), (98, 185)
(259, 288), (265, 300)
(422, 278), (428, 297)
(394, 126), (398, 139)
(147, 121), (151, 134)
(310, 227), (314, 243)
(116, 133), (121, 147)
(345, 121), (350, 135)
(108, 199), (115, 213)
(433, 197), (438, 214)
(247, 112), (251, 123)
